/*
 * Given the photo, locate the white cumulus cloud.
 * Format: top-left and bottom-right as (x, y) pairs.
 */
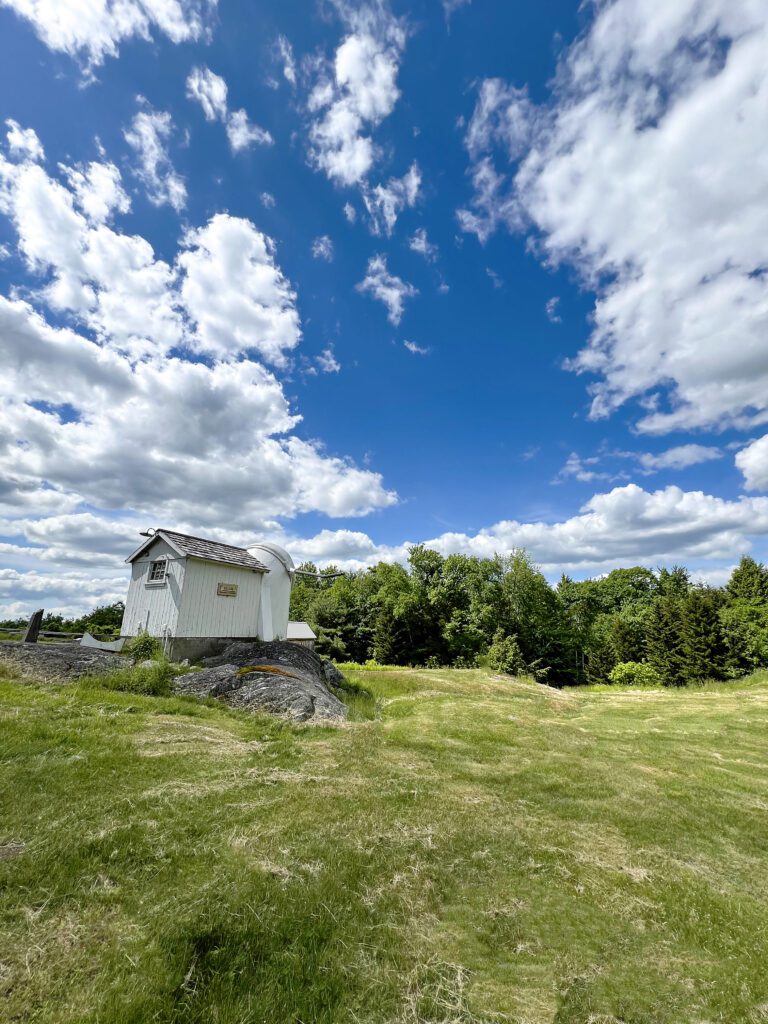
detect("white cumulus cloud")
(178, 213), (301, 366)
(0, 124), (397, 612)
(736, 435), (768, 492)
(5, 118), (44, 162)
(286, 484), (768, 576)
(459, 1), (768, 438)
(308, 2), (405, 186)
(61, 160), (130, 223)
(0, 0), (217, 68)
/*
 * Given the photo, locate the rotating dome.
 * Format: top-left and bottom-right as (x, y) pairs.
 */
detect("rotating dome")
(246, 542), (296, 640)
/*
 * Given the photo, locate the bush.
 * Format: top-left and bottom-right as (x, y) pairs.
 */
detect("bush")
(487, 629), (526, 676)
(608, 661), (662, 687)
(125, 632), (162, 662)
(80, 660), (174, 696)
(453, 654), (480, 669)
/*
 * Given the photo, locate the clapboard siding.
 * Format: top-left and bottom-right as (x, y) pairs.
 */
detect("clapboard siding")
(121, 538), (185, 637)
(175, 560), (263, 638)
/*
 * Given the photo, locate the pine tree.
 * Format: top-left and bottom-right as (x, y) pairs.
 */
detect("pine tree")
(645, 597), (685, 686)
(726, 556), (768, 604)
(680, 588), (727, 683)
(657, 565), (691, 600)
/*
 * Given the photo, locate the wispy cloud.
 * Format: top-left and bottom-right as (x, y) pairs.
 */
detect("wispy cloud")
(186, 66), (272, 153)
(124, 102), (186, 211)
(357, 255), (417, 325)
(409, 227), (438, 261)
(404, 339), (430, 355)
(311, 235), (334, 261)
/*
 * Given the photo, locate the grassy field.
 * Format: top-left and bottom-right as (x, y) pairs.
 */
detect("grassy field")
(1, 662), (768, 1023)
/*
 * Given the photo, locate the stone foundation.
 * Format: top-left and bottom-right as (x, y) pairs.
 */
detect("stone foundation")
(163, 636), (243, 663)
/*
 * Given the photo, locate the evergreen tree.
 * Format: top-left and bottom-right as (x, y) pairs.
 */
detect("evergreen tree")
(726, 556), (768, 604)
(657, 565), (691, 600)
(680, 588), (727, 683)
(645, 597), (686, 686)
(584, 613), (619, 684)
(719, 600), (768, 675)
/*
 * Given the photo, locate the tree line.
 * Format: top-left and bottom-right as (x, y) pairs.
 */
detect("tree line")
(290, 548), (768, 686)
(0, 602), (125, 638)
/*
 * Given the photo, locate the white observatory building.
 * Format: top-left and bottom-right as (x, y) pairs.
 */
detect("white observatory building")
(120, 529), (315, 661)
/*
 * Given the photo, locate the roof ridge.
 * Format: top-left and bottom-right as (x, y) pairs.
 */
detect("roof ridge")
(126, 529), (270, 572)
(160, 528), (248, 552)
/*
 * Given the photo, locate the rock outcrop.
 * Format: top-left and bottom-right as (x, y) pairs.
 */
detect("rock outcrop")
(173, 640), (348, 722)
(0, 638), (350, 724)
(0, 641), (123, 679)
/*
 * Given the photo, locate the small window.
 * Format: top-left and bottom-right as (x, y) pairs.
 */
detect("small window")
(147, 559), (167, 584)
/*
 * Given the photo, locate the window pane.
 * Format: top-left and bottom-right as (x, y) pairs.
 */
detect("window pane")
(149, 560), (166, 581)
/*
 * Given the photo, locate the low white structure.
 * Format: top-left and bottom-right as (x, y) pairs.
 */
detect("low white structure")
(286, 621), (317, 649)
(120, 530), (314, 660)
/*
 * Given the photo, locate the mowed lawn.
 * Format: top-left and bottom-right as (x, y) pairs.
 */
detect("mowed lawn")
(1, 663), (768, 1023)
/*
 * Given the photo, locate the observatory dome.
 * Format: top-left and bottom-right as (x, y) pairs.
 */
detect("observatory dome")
(247, 542), (295, 576)
(246, 542), (295, 640)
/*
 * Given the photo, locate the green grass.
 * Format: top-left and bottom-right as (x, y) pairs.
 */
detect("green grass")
(1, 662), (768, 1023)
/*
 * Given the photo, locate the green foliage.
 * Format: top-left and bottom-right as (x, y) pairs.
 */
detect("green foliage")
(0, 601), (126, 637)
(720, 600), (768, 675)
(287, 550), (768, 686)
(608, 661), (662, 687)
(680, 587), (727, 683)
(442, 609), (486, 664)
(727, 555), (768, 604)
(80, 660), (174, 696)
(646, 597), (686, 687)
(124, 632), (161, 662)
(487, 628), (526, 676)
(657, 565), (691, 600)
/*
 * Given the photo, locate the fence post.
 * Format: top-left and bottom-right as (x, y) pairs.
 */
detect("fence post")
(22, 609), (44, 644)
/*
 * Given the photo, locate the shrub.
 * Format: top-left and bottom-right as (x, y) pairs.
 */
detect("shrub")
(125, 632), (162, 662)
(608, 661), (662, 687)
(453, 654), (480, 669)
(487, 629), (526, 676)
(81, 660), (174, 696)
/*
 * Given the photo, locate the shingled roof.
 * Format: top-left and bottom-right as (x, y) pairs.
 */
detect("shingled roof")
(127, 530), (270, 572)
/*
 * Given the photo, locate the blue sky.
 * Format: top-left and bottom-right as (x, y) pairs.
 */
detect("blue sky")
(1, 0), (767, 616)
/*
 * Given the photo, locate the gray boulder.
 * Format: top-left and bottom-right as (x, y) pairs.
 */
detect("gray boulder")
(0, 641), (123, 680)
(174, 640), (348, 722)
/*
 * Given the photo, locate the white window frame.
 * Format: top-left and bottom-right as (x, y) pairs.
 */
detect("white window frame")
(146, 558), (168, 585)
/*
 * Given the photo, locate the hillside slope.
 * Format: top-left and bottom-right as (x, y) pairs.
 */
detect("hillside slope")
(1, 664), (767, 1023)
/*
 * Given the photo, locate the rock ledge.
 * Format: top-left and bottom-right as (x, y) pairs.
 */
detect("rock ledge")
(0, 641), (123, 679)
(173, 641), (347, 722)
